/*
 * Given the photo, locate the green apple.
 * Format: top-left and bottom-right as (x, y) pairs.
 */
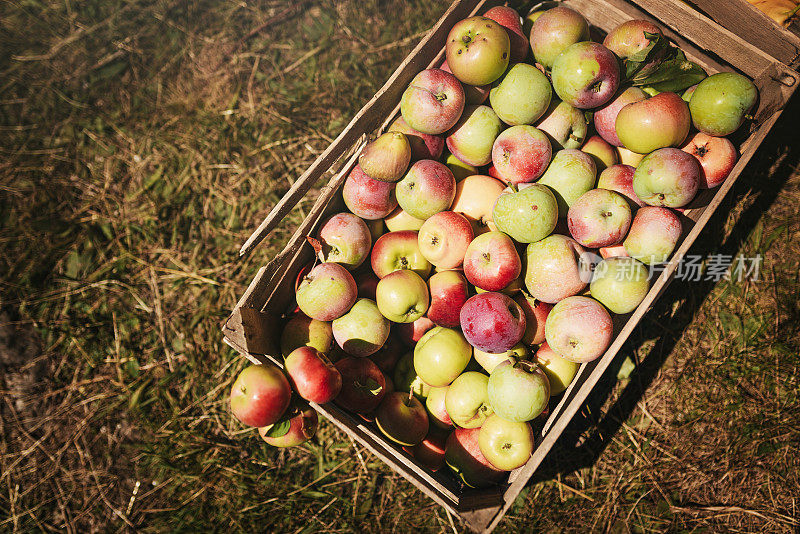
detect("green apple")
(623, 206), (682, 265)
(530, 6), (590, 69)
(590, 257), (650, 314)
(375, 269), (429, 323)
(689, 72), (757, 136)
(332, 298), (391, 357)
(535, 99), (588, 150)
(358, 131), (411, 182)
(394, 350), (431, 400)
(534, 342), (579, 395)
(280, 314), (333, 357)
(474, 342), (530, 374)
(446, 105), (503, 167)
(445, 151), (478, 181)
(537, 149), (597, 213)
(445, 16), (510, 86)
(413, 326), (472, 387)
(478, 414), (534, 470)
(489, 63), (552, 125)
(445, 371), (493, 429)
(493, 183), (558, 243)
(487, 358), (549, 422)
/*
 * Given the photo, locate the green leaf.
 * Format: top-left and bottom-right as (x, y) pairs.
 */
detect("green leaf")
(263, 419), (291, 438)
(364, 377), (383, 396)
(623, 32), (670, 79)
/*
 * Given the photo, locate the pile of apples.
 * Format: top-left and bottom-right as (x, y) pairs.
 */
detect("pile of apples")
(229, 5), (758, 487)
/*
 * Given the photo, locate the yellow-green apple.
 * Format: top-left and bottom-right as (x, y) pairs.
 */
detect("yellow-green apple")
(594, 87), (648, 146)
(440, 59), (491, 105)
(447, 105), (503, 167)
(445, 16), (510, 86)
(342, 164), (397, 220)
(451, 174), (505, 235)
(384, 207), (424, 232)
(418, 211), (474, 270)
(680, 131), (737, 188)
(358, 132), (411, 182)
(487, 358), (549, 422)
(405, 427), (448, 471)
(534, 342), (579, 395)
(332, 298), (391, 356)
(396, 160), (457, 220)
(284, 346), (342, 403)
(599, 244), (630, 259)
(478, 414), (534, 470)
(413, 326), (472, 387)
(493, 183), (558, 243)
(317, 212), (372, 270)
(463, 231), (522, 292)
(689, 72), (757, 136)
(483, 6), (529, 63)
(538, 149), (597, 213)
(376, 270), (429, 323)
(388, 116), (445, 161)
(296, 262), (357, 321)
(490, 125), (552, 184)
(623, 206), (681, 264)
(525, 234), (591, 303)
(230, 364), (291, 427)
(581, 135), (619, 171)
(597, 164), (646, 208)
(489, 63), (551, 125)
(460, 292), (526, 353)
(474, 342), (530, 374)
(616, 92), (691, 154)
(376, 391), (429, 446)
(445, 151), (479, 181)
(369, 334), (404, 374)
(535, 100), (588, 150)
(426, 386), (453, 428)
(427, 270), (470, 328)
(567, 189), (632, 248)
(400, 68), (465, 135)
(445, 371), (493, 428)
(445, 427), (506, 487)
(530, 6), (589, 69)
(355, 269), (379, 300)
(633, 147), (700, 207)
(397, 316), (435, 346)
(551, 42), (620, 109)
(603, 19), (664, 77)
(370, 230), (432, 279)
(590, 256), (650, 314)
(259, 401), (318, 447)
(280, 313), (333, 357)
(334, 357), (386, 413)
(618, 146), (645, 167)
(514, 293), (552, 345)
(544, 296), (613, 363)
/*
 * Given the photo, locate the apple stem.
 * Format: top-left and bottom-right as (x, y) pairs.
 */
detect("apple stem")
(507, 182), (518, 193)
(407, 389), (414, 405)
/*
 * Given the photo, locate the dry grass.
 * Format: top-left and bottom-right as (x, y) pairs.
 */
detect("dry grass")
(1, 0), (799, 532)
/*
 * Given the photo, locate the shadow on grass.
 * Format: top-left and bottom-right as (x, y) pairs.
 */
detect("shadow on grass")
(531, 90), (800, 484)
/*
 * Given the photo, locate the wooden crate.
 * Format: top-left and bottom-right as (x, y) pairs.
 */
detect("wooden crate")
(222, 0), (798, 531)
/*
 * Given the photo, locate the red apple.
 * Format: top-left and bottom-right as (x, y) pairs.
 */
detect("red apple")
(463, 231), (522, 292)
(427, 270), (469, 328)
(317, 212), (372, 270)
(440, 59), (490, 105)
(596, 164), (646, 208)
(405, 428), (449, 471)
(284, 346), (342, 404)
(397, 316), (435, 347)
(388, 115), (445, 161)
(400, 68), (465, 135)
(334, 357), (386, 414)
(230, 364), (291, 427)
(680, 131), (738, 189)
(425, 386), (453, 429)
(445, 427), (506, 487)
(460, 292), (526, 354)
(342, 164), (398, 220)
(483, 5), (528, 63)
(418, 211), (474, 270)
(259, 401), (318, 447)
(490, 125), (551, 185)
(376, 391), (429, 446)
(514, 293), (552, 346)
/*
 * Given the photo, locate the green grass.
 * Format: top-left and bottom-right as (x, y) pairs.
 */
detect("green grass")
(1, 0), (799, 532)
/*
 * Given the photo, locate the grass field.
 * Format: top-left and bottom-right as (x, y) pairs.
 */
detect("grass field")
(1, 1), (799, 532)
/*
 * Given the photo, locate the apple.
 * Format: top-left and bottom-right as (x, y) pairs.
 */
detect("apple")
(369, 334), (404, 374)
(483, 5), (528, 63)
(375, 270), (429, 323)
(551, 42), (620, 109)
(682, 84), (698, 102)
(405, 427), (448, 471)
(427, 270), (469, 328)
(393, 350), (431, 400)
(596, 164), (646, 208)
(445, 151), (479, 181)
(535, 100), (588, 150)
(618, 146), (645, 167)
(689, 72), (758, 136)
(259, 401), (318, 447)
(478, 414), (534, 470)
(280, 313), (333, 357)
(451, 174), (506, 235)
(616, 92), (691, 154)
(384, 207), (424, 232)
(317, 212), (372, 270)
(594, 87), (648, 147)
(530, 6), (590, 69)
(445, 371), (493, 428)
(488, 63), (551, 125)
(445, 427), (506, 487)
(376, 391), (429, 446)
(490, 125), (552, 184)
(599, 244), (630, 259)
(544, 296), (613, 363)
(525, 234), (591, 303)
(425, 386), (453, 428)
(445, 16), (510, 86)
(446, 105), (503, 168)
(604, 19), (663, 57)
(400, 68), (465, 135)
(487, 358), (549, 422)
(230, 364), (291, 427)
(295, 262), (357, 321)
(358, 131), (411, 182)
(493, 183), (558, 244)
(514, 293), (552, 345)
(538, 149), (597, 213)
(417, 211), (474, 270)
(590, 256), (650, 314)
(413, 326), (473, 387)
(567, 188), (632, 248)
(332, 298), (391, 356)
(370, 230), (432, 279)
(623, 206), (682, 264)
(633, 147), (701, 208)
(460, 292), (526, 354)
(397, 316), (435, 347)
(284, 347), (341, 404)
(334, 357), (386, 413)
(463, 231), (522, 292)
(388, 115), (445, 161)
(474, 342), (530, 374)
(534, 342), (579, 395)
(396, 159), (457, 220)
(680, 131), (738, 188)
(343, 164), (398, 220)
(581, 135), (619, 171)
(440, 59), (491, 105)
